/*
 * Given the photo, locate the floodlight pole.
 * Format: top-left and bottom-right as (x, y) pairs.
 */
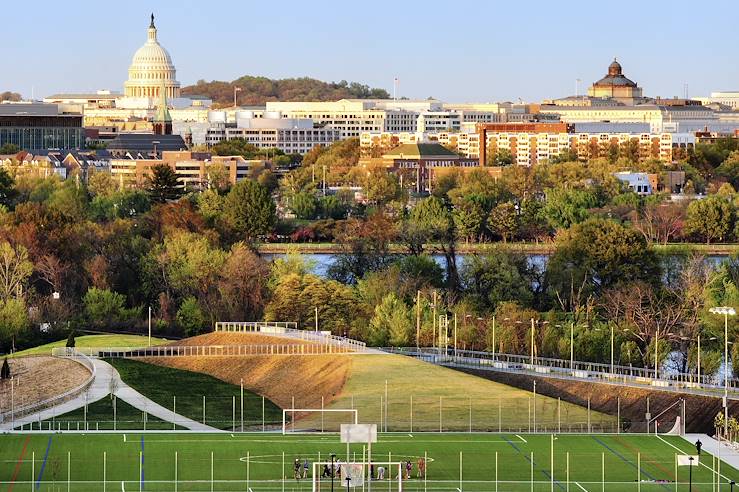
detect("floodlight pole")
(710, 306), (735, 441)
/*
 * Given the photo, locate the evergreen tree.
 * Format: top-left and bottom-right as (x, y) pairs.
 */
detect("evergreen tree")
(147, 164), (183, 203)
(0, 357), (9, 379)
(224, 180), (276, 240)
(66, 330), (76, 348)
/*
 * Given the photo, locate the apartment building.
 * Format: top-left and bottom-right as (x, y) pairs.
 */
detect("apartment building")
(110, 151), (265, 188)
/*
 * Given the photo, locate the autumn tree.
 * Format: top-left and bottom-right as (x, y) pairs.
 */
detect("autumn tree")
(684, 195), (735, 244)
(0, 242), (33, 301)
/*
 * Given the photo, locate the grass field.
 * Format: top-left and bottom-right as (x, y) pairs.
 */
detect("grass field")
(0, 432), (734, 491)
(11, 335), (168, 357)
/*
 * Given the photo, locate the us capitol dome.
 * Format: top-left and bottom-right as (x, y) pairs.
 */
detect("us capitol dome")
(123, 14), (181, 100)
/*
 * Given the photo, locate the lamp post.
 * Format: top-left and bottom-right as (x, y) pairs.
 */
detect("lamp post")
(148, 306), (152, 347)
(688, 456), (693, 491)
(530, 318), (535, 364)
(709, 306), (736, 442)
(315, 307), (319, 333)
(610, 323), (615, 375)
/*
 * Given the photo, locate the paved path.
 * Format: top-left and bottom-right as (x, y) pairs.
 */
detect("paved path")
(682, 434), (739, 475)
(0, 358), (217, 431)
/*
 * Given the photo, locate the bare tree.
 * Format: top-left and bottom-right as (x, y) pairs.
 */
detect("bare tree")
(632, 202), (685, 245)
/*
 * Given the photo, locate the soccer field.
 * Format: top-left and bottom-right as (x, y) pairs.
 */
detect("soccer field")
(0, 433), (735, 492)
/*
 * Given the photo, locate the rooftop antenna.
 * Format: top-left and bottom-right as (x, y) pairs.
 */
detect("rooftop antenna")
(393, 77), (399, 101)
(684, 83), (689, 99)
(575, 78), (581, 97)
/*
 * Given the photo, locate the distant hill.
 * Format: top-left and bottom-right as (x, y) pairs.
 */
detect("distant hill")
(0, 91), (22, 102)
(181, 76), (390, 107)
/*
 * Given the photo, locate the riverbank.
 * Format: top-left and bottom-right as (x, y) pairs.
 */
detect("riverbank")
(257, 242), (739, 256)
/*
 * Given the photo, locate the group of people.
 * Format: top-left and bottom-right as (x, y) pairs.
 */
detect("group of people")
(295, 457), (427, 481)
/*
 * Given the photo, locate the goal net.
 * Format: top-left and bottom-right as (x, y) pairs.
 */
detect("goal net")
(312, 462), (403, 492)
(283, 408), (358, 433)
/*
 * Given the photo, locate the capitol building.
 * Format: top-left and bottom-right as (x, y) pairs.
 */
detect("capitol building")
(45, 14), (210, 126)
(123, 14), (180, 100)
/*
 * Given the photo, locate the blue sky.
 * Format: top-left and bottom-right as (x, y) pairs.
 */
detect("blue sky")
(4, 0), (738, 103)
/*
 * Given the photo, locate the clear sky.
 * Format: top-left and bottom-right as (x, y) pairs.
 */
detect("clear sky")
(4, 0), (739, 103)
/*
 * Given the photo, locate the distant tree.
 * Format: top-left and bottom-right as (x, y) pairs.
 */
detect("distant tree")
(489, 202), (519, 242)
(543, 187), (600, 229)
(147, 164), (183, 203)
(65, 330), (76, 348)
(684, 196), (735, 244)
(410, 196), (459, 290)
(291, 192), (319, 220)
(0, 298), (29, 347)
(319, 195), (347, 220)
(176, 297), (206, 337)
(224, 180), (276, 240)
(368, 293), (412, 347)
(453, 197), (486, 243)
(83, 288), (126, 328)
(0, 91), (21, 103)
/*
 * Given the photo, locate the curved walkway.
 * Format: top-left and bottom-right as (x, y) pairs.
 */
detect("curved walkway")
(0, 358), (218, 431)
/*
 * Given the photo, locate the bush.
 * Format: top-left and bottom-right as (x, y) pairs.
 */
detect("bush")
(83, 288), (126, 328)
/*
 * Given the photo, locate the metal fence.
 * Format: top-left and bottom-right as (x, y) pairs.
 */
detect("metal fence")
(14, 392), (623, 434)
(215, 322), (368, 352)
(51, 343), (363, 359)
(0, 354), (95, 425)
(385, 347), (739, 400)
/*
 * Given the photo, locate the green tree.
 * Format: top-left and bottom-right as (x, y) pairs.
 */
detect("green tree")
(291, 192), (319, 220)
(0, 298), (28, 347)
(147, 164), (183, 203)
(453, 197), (486, 243)
(368, 293), (412, 346)
(715, 151), (739, 189)
(546, 218), (660, 310)
(176, 297), (206, 336)
(410, 196), (459, 290)
(0, 169), (16, 207)
(83, 288), (126, 328)
(224, 180), (276, 240)
(66, 330), (76, 348)
(543, 187), (600, 229)
(684, 195), (735, 244)
(319, 195), (347, 220)
(489, 202), (519, 242)
(460, 250), (534, 310)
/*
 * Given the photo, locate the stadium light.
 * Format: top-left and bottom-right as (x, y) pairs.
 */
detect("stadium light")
(709, 306), (735, 441)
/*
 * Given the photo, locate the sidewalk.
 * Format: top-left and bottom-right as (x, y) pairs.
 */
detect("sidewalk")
(0, 358), (218, 432)
(684, 433), (739, 473)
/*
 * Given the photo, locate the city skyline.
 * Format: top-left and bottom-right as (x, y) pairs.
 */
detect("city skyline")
(4, 0), (739, 103)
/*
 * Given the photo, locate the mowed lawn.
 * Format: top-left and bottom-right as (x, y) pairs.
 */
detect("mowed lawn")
(320, 355), (615, 432)
(0, 433), (734, 491)
(10, 334), (168, 357)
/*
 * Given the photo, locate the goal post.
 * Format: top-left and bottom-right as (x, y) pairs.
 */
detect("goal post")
(282, 408), (358, 434)
(312, 462), (402, 492)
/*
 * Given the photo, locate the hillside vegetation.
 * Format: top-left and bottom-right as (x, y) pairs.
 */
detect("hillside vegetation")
(182, 76), (389, 107)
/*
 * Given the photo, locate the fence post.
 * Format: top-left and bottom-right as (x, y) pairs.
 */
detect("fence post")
(498, 397), (502, 433)
(232, 396), (235, 431)
(410, 395), (413, 433)
(439, 396), (443, 433)
(469, 396), (472, 432)
(240, 379), (244, 432)
(587, 398), (591, 433)
(174, 451), (178, 492)
(530, 451), (534, 492)
(262, 396), (265, 432)
(173, 396), (176, 431)
(617, 397), (620, 434)
(203, 395), (206, 425)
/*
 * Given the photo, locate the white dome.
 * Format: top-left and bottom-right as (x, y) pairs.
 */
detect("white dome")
(123, 15), (180, 100)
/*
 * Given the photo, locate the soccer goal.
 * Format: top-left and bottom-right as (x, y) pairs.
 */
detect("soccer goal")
(312, 462), (403, 492)
(282, 408), (358, 434)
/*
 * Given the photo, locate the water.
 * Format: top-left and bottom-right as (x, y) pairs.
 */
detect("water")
(264, 252), (728, 278)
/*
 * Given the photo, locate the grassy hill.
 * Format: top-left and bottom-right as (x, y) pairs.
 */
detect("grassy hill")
(12, 334), (167, 357)
(182, 76), (390, 107)
(142, 333), (613, 432)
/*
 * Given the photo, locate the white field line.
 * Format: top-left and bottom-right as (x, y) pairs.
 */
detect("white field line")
(516, 434), (528, 443)
(123, 434), (126, 442)
(656, 435), (732, 481)
(127, 438), (513, 444)
(574, 482), (588, 492)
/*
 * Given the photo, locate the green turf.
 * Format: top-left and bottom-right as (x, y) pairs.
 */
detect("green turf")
(12, 335), (168, 357)
(107, 358), (283, 430)
(0, 433), (733, 492)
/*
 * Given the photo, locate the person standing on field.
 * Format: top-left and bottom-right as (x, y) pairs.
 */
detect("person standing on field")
(417, 457), (425, 478)
(303, 459), (309, 478)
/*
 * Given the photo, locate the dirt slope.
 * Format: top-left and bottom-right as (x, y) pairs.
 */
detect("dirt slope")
(166, 332), (308, 347)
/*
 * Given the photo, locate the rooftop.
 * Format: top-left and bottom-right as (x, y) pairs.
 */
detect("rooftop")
(383, 143), (461, 159)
